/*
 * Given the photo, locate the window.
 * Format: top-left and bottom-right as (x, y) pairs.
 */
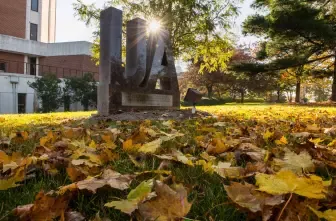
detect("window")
(29, 57), (37, 75)
(0, 62), (6, 72)
(30, 23), (38, 41)
(18, 93), (26, 114)
(31, 0), (38, 12)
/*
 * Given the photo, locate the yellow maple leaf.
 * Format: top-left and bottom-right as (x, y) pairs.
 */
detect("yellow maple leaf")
(0, 177), (20, 190)
(256, 170), (330, 199)
(207, 138), (230, 154)
(327, 139), (336, 147)
(101, 135), (112, 143)
(275, 136), (288, 145)
(21, 131), (29, 141)
(123, 139), (133, 151)
(58, 183), (78, 195)
(89, 140), (97, 149)
(309, 138), (324, 145)
(263, 130), (274, 141)
(138, 139), (162, 153)
(40, 137), (48, 146)
(309, 207), (336, 221)
(63, 128), (74, 139)
(195, 160), (214, 173)
(0, 167), (26, 190)
(47, 131), (54, 141)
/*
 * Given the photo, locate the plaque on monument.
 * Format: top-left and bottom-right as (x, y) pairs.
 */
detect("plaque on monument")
(98, 7), (180, 115)
(121, 92), (173, 107)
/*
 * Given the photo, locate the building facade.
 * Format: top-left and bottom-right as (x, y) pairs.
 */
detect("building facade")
(0, 0), (99, 114)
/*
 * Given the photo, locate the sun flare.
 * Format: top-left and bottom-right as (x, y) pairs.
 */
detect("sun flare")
(148, 20), (161, 33)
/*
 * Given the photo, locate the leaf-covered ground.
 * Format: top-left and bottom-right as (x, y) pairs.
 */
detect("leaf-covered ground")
(1, 105), (336, 221)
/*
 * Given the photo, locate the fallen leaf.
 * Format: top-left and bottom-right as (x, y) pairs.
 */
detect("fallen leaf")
(214, 122), (226, 127)
(263, 130), (274, 141)
(0, 167), (26, 190)
(207, 138), (230, 154)
(13, 191), (72, 220)
(215, 166), (245, 179)
(89, 140), (97, 149)
(64, 211), (85, 221)
(273, 150), (315, 175)
(155, 149), (193, 166)
(224, 182), (283, 213)
(123, 139), (133, 151)
(21, 131), (29, 140)
(138, 139), (162, 153)
(105, 179), (154, 214)
(309, 138), (324, 145)
(275, 136), (288, 145)
(77, 169), (134, 193)
(256, 170), (330, 199)
(309, 207), (336, 221)
(195, 160), (214, 173)
(137, 181), (192, 220)
(307, 124), (320, 132)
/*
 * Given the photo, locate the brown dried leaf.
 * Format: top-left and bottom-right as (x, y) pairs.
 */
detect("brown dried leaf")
(77, 169), (134, 193)
(137, 181), (192, 220)
(13, 191), (72, 220)
(64, 211), (85, 221)
(224, 182), (283, 213)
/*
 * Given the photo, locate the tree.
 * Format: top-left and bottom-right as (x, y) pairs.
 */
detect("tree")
(65, 73), (98, 111)
(182, 47), (277, 103)
(73, 0), (239, 72)
(28, 74), (62, 113)
(182, 66), (225, 98)
(305, 77), (332, 102)
(240, 0), (336, 100)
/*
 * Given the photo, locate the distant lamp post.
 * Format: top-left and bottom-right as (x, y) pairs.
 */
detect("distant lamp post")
(184, 88), (203, 114)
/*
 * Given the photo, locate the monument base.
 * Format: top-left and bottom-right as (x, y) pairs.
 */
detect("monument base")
(109, 89), (180, 112)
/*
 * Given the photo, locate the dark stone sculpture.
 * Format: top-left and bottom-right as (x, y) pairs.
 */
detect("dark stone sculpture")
(98, 7), (180, 115)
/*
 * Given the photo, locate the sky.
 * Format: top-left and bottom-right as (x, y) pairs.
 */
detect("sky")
(55, 0), (257, 72)
(56, 0), (257, 43)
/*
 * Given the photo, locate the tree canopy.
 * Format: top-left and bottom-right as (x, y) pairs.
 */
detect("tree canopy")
(73, 0), (240, 72)
(238, 0), (336, 101)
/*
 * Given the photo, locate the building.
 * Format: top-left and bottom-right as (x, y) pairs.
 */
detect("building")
(0, 0), (99, 114)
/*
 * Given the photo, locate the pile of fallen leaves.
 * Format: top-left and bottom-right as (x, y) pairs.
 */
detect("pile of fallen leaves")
(1, 106), (336, 220)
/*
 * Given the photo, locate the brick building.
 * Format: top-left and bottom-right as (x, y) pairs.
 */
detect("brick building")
(0, 0), (99, 114)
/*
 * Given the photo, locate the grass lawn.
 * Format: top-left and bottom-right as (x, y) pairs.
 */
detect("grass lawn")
(0, 104), (336, 220)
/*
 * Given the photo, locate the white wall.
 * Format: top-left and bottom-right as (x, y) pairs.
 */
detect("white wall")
(0, 34), (92, 57)
(41, 0), (56, 43)
(0, 74), (35, 114)
(0, 73), (95, 114)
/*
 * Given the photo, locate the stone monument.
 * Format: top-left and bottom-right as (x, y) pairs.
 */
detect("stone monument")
(97, 7), (180, 115)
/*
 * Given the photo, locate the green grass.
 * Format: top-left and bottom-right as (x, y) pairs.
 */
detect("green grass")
(1, 104), (336, 220)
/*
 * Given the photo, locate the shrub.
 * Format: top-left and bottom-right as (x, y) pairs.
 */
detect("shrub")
(28, 74), (62, 113)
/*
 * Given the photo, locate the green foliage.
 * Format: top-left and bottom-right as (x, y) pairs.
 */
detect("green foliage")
(189, 38), (234, 73)
(240, 0), (336, 100)
(28, 74), (62, 113)
(64, 73), (97, 111)
(73, 0), (240, 72)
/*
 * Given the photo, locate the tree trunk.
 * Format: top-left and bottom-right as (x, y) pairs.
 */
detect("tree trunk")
(290, 91), (293, 103)
(83, 99), (89, 111)
(240, 90), (244, 103)
(64, 96), (71, 112)
(277, 89), (281, 103)
(295, 78), (301, 103)
(206, 85), (213, 98)
(331, 53), (336, 101)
